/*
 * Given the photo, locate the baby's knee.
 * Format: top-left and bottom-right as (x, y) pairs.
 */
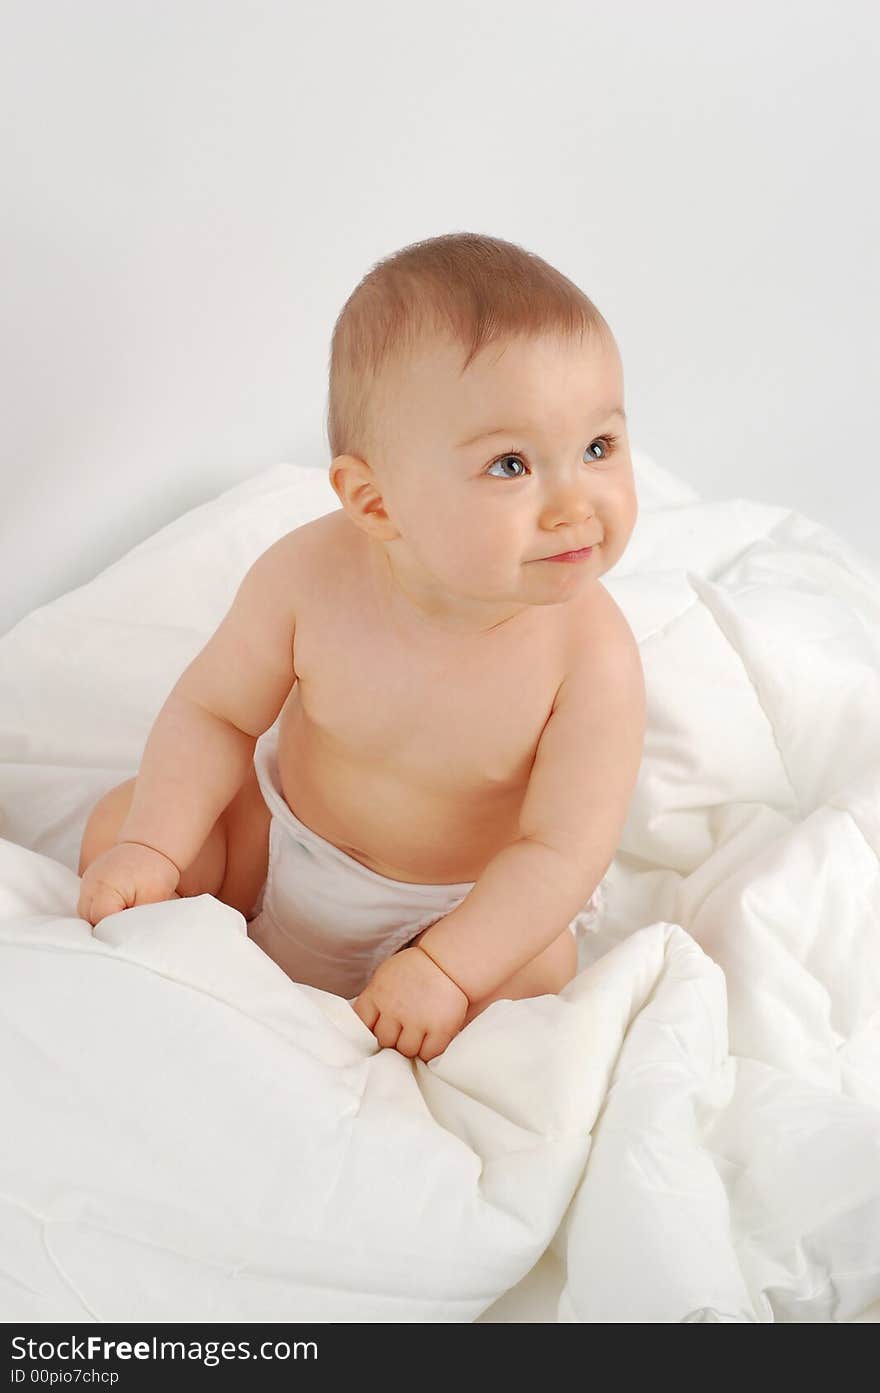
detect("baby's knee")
(461, 927), (577, 1027)
(78, 778), (137, 874)
(555, 925), (579, 987)
(528, 926), (578, 997)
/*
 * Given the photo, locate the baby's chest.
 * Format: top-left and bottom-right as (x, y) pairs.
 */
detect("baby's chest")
(292, 612), (565, 790)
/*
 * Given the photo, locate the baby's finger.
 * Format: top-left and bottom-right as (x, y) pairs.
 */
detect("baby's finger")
(85, 884), (128, 927)
(394, 1025), (426, 1060)
(351, 994), (379, 1032)
(372, 1013), (403, 1052)
(418, 1031), (450, 1064)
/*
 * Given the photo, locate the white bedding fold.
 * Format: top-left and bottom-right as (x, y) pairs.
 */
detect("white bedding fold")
(1, 453), (878, 1322)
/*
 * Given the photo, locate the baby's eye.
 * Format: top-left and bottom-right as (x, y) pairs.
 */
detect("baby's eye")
(486, 453), (528, 479)
(586, 434), (619, 462)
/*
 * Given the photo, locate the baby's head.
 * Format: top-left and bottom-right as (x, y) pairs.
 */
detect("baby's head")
(326, 232), (637, 632)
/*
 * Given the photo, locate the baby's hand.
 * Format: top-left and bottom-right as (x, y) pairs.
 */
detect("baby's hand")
(77, 841), (181, 927)
(352, 946), (469, 1063)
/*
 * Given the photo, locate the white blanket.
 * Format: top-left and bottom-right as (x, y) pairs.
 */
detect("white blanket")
(1, 455), (878, 1323)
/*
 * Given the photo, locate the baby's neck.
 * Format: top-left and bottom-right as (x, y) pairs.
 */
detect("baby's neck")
(367, 538), (531, 639)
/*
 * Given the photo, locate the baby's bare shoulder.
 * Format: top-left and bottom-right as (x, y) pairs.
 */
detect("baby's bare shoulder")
(563, 582), (640, 671)
(259, 511), (347, 595)
(556, 584), (645, 729)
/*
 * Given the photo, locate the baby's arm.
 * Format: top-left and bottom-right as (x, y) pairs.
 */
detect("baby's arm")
(417, 612), (646, 1003)
(117, 534), (300, 874)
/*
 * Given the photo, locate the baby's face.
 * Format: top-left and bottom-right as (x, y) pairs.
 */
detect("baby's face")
(340, 329), (637, 629)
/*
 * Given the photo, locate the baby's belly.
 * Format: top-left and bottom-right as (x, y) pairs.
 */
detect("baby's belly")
(276, 737), (526, 885)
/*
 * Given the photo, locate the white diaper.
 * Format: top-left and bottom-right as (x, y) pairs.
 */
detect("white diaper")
(247, 719), (605, 1000)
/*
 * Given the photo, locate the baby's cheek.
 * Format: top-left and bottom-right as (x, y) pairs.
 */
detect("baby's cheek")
(609, 495), (637, 552)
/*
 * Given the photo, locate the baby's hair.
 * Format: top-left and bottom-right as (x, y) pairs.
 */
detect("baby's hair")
(325, 231), (612, 463)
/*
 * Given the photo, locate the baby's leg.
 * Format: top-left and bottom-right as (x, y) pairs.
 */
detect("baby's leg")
(409, 924), (578, 1028)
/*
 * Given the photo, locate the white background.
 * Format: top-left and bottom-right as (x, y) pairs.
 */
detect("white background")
(2, 0), (877, 637)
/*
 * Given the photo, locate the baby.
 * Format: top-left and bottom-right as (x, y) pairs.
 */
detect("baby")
(77, 231), (646, 1064)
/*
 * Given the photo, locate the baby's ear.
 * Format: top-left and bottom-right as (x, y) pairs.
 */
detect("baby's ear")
(329, 454), (398, 540)
(328, 452), (362, 504)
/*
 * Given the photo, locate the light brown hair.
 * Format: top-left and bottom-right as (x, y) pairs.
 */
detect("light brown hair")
(325, 231), (612, 462)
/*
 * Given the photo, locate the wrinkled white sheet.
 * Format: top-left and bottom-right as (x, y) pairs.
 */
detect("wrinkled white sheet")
(1, 454), (878, 1322)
